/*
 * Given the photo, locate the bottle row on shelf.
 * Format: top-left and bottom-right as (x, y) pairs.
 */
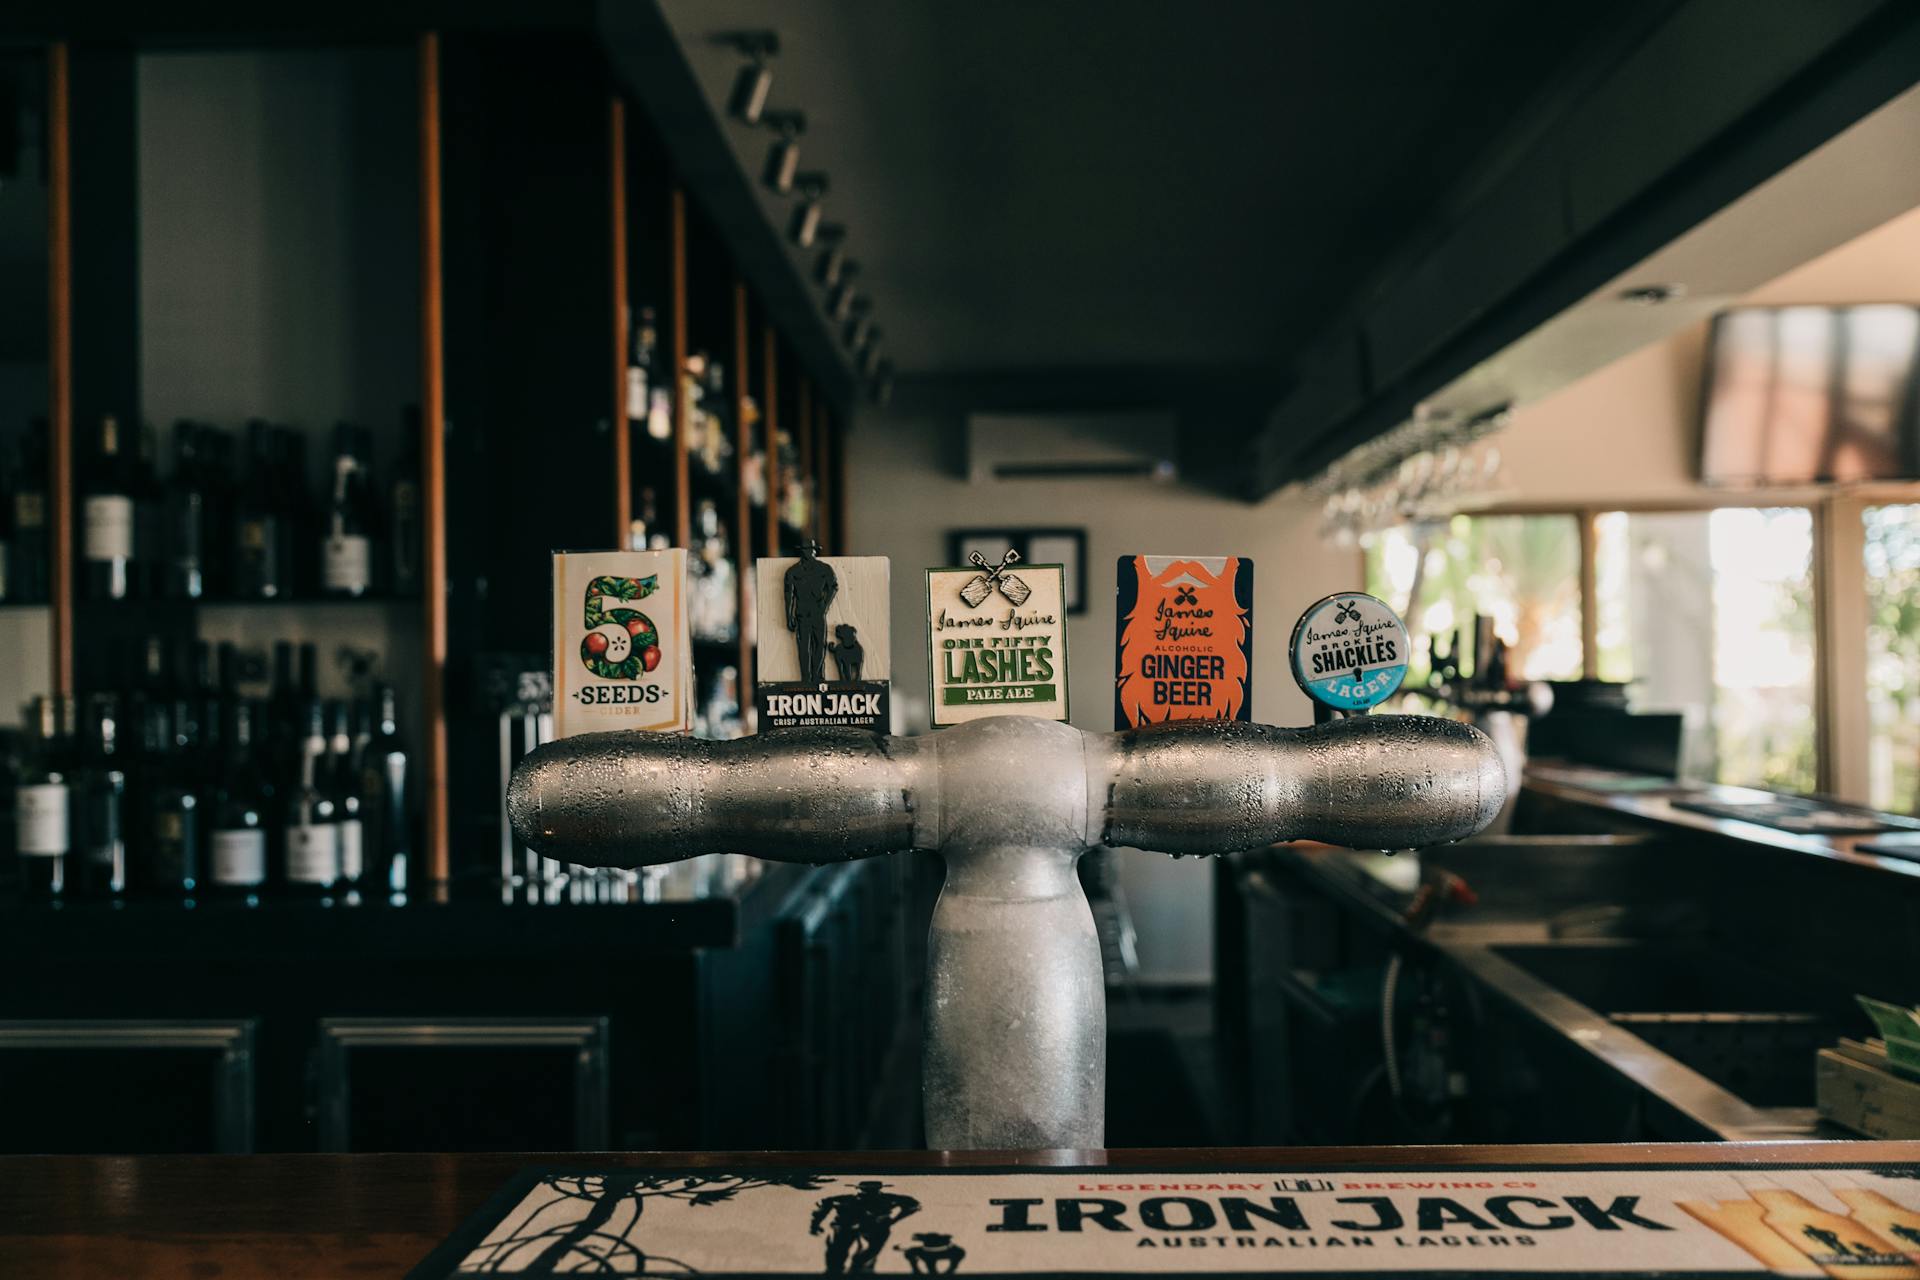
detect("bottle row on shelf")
(0, 411), (422, 607)
(8, 637), (414, 906)
(623, 305), (816, 537)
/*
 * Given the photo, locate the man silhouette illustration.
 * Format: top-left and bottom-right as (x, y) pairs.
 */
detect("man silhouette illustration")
(811, 1180), (920, 1275)
(785, 541), (839, 687)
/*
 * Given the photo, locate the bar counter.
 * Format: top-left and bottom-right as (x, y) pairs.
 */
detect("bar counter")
(6, 1142), (1916, 1276)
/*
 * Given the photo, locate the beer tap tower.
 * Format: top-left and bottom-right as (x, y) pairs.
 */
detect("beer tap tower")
(509, 711), (1504, 1150)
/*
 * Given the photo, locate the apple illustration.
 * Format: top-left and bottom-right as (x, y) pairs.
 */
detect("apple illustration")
(641, 644), (661, 672)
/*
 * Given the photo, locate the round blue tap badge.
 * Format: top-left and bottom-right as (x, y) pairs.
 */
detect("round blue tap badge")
(1289, 591), (1410, 712)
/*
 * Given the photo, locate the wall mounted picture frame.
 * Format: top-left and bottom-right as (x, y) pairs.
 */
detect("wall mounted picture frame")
(946, 528), (1088, 614)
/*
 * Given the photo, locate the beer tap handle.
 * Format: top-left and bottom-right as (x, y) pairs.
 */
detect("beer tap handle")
(1099, 715), (1505, 855)
(508, 727), (919, 869)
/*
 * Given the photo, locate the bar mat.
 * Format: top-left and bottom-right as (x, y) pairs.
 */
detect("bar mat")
(1859, 833), (1920, 862)
(410, 1159), (1920, 1276)
(1671, 797), (1903, 836)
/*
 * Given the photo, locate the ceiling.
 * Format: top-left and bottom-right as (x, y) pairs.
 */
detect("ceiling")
(655, 0), (1678, 380)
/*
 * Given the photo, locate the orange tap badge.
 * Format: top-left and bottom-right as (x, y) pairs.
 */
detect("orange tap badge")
(1114, 555), (1253, 728)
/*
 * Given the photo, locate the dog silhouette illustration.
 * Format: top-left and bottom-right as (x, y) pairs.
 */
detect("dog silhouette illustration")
(827, 623), (865, 683)
(898, 1231), (966, 1274)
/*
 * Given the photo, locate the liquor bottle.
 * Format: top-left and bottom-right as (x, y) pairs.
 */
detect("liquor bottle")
(281, 700), (339, 896)
(73, 693), (128, 900)
(131, 421), (165, 598)
(628, 486), (658, 553)
(358, 682), (411, 897)
(626, 305), (658, 424)
(390, 410), (422, 595)
(703, 359), (733, 475)
(83, 414), (136, 600)
(646, 386), (673, 443)
(11, 420), (50, 604)
(166, 420), (207, 599)
(742, 395), (767, 509)
(1738, 1174), (1917, 1278)
(234, 420), (285, 599)
(322, 423), (373, 598)
(14, 695), (73, 902)
(325, 699), (364, 892)
(207, 698), (270, 900)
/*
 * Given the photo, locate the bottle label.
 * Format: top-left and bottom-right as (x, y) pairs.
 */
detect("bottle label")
(84, 495), (134, 561)
(338, 818), (364, 880)
(15, 783), (69, 855)
(324, 535), (372, 591)
(210, 828), (267, 886)
(285, 823), (340, 884)
(15, 493), (45, 529)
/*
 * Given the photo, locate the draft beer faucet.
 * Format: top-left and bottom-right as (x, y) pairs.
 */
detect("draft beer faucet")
(509, 713), (1505, 1150)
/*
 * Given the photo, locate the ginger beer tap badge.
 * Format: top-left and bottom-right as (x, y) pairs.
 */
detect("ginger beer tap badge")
(552, 549), (691, 738)
(1289, 590), (1410, 713)
(754, 545), (891, 732)
(1115, 555), (1253, 728)
(926, 550), (1070, 725)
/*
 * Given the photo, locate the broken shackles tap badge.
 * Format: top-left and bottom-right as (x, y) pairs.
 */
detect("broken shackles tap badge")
(928, 548), (1069, 725)
(754, 542), (891, 732)
(552, 548), (692, 738)
(1289, 590), (1410, 714)
(1115, 555), (1254, 728)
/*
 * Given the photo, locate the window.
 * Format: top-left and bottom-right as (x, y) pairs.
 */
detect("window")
(1365, 514), (1584, 683)
(1865, 504), (1920, 815)
(1593, 508), (1816, 793)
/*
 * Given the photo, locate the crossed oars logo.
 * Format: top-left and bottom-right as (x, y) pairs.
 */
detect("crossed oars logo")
(959, 548), (1032, 609)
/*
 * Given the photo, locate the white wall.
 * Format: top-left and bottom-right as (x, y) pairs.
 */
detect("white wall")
(1493, 203), (1920, 503)
(845, 408), (1358, 983)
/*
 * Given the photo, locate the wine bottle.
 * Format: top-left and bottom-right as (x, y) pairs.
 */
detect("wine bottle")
(73, 693), (128, 900)
(207, 698), (270, 901)
(234, 420), (285, 599)
(131, 421), (165, 599)
(358, 682), (411, 897)
(322, 424), (373, 598)
(138, 649), (203, 898)
(0, 444), (13, 604)
(83, 414), (135, 601)
(11, 419), (49, 604)
(390, 408), (422, 595)
(166, 420), (206, 599)
(325, 698), (364, 892)
(14, 695), (72, 902)
(281, 700), (339, 897)
(283, 430), (317, 598)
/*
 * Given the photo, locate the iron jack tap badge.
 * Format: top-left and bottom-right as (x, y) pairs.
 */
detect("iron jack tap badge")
(1289, 590), (1409, 713)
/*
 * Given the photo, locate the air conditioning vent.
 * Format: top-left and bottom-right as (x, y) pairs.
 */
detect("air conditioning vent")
(967, 412), (1178, 484)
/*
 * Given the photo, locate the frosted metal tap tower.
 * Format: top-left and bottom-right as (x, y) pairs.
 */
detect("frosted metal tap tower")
(509, 714), (1505, 1150)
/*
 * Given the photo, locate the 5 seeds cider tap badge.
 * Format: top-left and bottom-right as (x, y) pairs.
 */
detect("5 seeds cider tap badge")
(927, 550), (1070, 726)
(551, 549), (691, 738)
(1115, 555), (1253, 728)
(754, 543), (891, 732)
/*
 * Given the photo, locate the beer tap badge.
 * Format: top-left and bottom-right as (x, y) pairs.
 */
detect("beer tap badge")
(1289, 591), (1409, 713)
(927, 550), (1070, 725)
(551, 548), (691, 738)
(754, 546), (891, 732)
(1115, 555), (1254, 728)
